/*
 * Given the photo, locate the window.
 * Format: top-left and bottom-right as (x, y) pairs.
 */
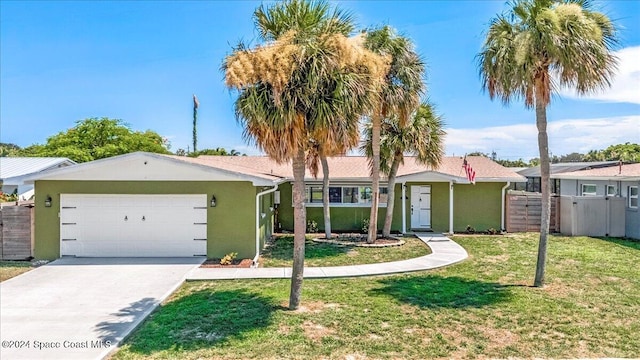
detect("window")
(606, 185), (617, 197)
(581, 184), (597, 196)
(302, 185), (388, 206)
(629, 186), (638, 209)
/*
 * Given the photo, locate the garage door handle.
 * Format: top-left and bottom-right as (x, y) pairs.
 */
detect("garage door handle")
(124, 216), (128, 221)
(142, 216), (146, 221)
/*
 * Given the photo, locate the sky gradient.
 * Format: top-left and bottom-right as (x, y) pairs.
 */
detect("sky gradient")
(1, 0), (639, 160)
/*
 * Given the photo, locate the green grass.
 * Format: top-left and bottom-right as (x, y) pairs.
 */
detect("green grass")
(113, 233), (640, 359)
(260, 235), (430, 267)
(0, 260), (34, 282)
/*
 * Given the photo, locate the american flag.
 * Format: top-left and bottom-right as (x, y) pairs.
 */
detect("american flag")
(463, 156), (476, 184)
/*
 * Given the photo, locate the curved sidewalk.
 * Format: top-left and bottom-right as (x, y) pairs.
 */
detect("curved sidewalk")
(186, 233), (467, 280)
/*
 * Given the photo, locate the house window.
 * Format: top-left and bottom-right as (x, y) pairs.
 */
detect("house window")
(629, 186), (638, 208)
(606, 185), (617, 197)
(302, 186), (388, 206)
(581, 184), (597, 196)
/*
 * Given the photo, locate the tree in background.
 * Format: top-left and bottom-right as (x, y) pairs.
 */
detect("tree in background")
(193, 94), (199, 153)
(362, 101), (445, 237)
(18, 117), (170, 162)
(478, 0), (618, 287)
(585, 143), (640, 163)
(0, 143), (21, 157)
(186, 148), (245, 157)
(223, 0), (387, 309)
(364, 26), (425, 243)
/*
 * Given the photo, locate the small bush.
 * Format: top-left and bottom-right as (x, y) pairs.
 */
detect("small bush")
(362, 218), (370, 234)
(306, 220), (318, 233)
(220, 252), (237, 265)
(465, 225), (476, 234)
(486, 228), (499, 235)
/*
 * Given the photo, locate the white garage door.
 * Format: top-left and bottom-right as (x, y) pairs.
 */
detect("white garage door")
(60, 194), (207, 257)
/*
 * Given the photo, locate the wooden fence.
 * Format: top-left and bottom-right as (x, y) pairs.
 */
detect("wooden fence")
(0, 205), (34, 260)
(506, 191), (560, 233)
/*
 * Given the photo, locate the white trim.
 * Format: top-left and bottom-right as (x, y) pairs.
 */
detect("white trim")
(449, 181), (454, 234)
(501, 181), (510, 231)
(254, 185), (278, 266)
(401, 182), (407, 234)
(606, 184), (617, 196)
(628, 186), (638, 209)
(23, 152), (282, 186)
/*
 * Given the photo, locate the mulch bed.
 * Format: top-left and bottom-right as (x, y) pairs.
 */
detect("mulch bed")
(311, 233), (405, 247)
(200, 258), (253, 268)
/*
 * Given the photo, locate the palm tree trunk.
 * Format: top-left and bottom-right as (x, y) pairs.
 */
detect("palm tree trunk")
(321, 154), (332, 239)
(534, 99), (551, 288)
(382, 152), (402, 237)
(289, 147), (306, 309)
(367, 111), (382, 243)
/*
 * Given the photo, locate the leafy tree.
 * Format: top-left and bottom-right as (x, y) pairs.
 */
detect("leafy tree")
(584, 143), (640, 163)
(186, 148), (245, 157)
(223, 0), (386, 309)
(362, 102), (445, 237)
(495, 158), (529, 167)
(364, 26), (425, 243)
(478, 0), (618, 287)
(18, 117), (170, 162)
(0, 143), (21, 157)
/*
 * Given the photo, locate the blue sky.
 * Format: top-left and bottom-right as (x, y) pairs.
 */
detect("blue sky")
(1, 0), (639, 160)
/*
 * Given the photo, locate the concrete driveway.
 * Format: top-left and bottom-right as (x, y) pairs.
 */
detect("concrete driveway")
(0, 257), (204, 360)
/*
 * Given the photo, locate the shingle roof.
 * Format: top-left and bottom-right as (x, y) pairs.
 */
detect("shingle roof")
(0, 157), (75, 180)
(517, 161), (619, 177)
(552, 163), (640, 180)
(176, 155), (524, 183)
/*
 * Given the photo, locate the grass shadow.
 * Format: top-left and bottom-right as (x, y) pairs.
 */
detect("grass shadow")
(120, 289), (278, 355)
(262, 235), (352, 261)
(372, 275), (512, 309)
(596, 236), (640, 251)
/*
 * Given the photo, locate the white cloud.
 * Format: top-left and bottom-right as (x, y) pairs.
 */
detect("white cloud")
(557, 46), (640, 104)
(444, 115), (640, 160)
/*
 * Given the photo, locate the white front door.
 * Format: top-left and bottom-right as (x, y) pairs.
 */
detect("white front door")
(60, 194), (207, 257)
(410, 186), (431, 229)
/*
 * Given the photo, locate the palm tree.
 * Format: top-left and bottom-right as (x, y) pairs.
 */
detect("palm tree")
(307, 116), (360, 239)
(362, 102), (445, 237)
(478, 0), (618, 287)
(223, 0), (388, 309)
(364, 26), (425, 243)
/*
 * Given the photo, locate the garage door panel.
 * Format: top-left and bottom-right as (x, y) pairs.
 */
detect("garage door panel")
(60, 194), (208, 257)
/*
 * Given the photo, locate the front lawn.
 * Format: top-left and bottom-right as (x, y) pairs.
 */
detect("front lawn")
(113, 233), (640, 359)
(260, 235), (430, 267)
(0, 260), (34, 282)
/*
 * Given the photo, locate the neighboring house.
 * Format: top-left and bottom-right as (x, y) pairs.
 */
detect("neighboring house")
(0, 157), (76, 201)
(512, 161), (619, 193)
(26, 152), (524, 261)
(552, 163), (640, 239)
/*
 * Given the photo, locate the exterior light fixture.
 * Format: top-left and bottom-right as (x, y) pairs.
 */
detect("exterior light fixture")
(210, 195), (217, 207)
(44, 195), (52, 207)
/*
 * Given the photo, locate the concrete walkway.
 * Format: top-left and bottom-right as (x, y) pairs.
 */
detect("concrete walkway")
(187, 233), (467, 280)
(0, 257), (204, 360)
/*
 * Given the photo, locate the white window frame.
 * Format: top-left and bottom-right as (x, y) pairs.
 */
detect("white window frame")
(581, 184), (597, 196)
(300, 185), (388, 207)
(628, 186), (638, 209)
(606, 185), (617, 197)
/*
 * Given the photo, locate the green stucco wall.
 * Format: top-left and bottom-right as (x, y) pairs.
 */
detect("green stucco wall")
(34, 180), (259, 260)
(277, 181), (506, 234)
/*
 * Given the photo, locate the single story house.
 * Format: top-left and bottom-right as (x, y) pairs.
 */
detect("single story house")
(552, 163), (640, 239)
(27, 152), (524, 261)
(0, 157), (75, 201)
(511, 161), (619, 193)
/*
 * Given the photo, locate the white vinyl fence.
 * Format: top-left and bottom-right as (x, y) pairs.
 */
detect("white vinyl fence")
(560, 196), (625, 238)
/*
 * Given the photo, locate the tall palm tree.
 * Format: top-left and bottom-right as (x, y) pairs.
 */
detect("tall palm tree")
(362, 102), (445, 237)
(223, 0), (388, 309)
(478, 0), (618, 287)
(364, 26), (425, 243)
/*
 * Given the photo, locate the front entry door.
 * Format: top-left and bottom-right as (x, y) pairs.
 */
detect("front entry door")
(410, 186), (431, 229)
